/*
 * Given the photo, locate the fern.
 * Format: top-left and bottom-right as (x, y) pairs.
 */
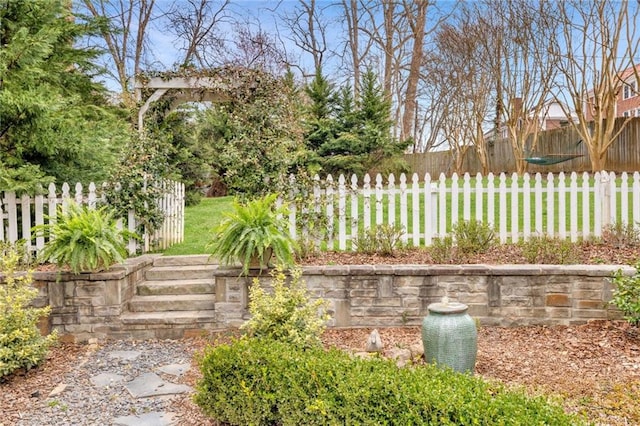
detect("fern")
(207, 194), (297, 275)
(33, 202), (135, 274)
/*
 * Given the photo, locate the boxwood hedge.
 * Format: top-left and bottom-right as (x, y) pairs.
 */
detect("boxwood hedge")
(195, 337), (583, 425)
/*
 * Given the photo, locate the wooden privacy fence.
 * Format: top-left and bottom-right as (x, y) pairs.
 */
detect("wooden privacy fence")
(406, 117), (640, 176)
(284, 171), (640, 250)
(0, 180), (185, 257)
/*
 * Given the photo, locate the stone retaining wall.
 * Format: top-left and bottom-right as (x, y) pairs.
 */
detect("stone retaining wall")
(216, 264), (632, 328)
(305, 265), (633, 327)
(24, 258), (635, 341)
(30, 256), (155, 342)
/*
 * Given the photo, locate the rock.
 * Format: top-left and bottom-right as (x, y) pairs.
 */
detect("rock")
(108, 350), (141, 361)
(387, 348), (412, 367)
(90, 373), (125, 387)
(410, 342), (424, 358)
(365, 329), (384, 352)
(48, 383), (67, 397)
(124, 373), (192, 398)
(113, 411), (176, 426)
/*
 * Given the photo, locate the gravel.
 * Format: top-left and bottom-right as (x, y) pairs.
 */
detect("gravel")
(12, 340), (197, 426)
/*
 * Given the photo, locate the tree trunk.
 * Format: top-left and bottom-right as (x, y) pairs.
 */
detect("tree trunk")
(343, 0), (360, 98)
(401, 0), (428, 142)
(382, 0), (395, 101)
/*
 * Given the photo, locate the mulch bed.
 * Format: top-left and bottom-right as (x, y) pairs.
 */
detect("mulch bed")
(167, 321), (640, 425)
(7, 241), (640, 424)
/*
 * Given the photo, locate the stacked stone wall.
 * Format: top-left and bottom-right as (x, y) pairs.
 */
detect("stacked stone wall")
(30, 255), (156, 342)
(19, 258), (635, 341)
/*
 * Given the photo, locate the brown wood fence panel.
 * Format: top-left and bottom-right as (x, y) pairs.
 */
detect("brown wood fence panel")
(406, 117), (640, 176)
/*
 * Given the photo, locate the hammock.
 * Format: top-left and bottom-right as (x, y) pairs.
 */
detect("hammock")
(523, 154), (583, 166)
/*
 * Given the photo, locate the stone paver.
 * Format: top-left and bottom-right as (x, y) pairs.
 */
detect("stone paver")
(157, 363), (190, 377)
(124, 372), (192, 398)
(108, 350), (142, 361)
(90, 372), (125, 387)
(112, 411), (177, 426)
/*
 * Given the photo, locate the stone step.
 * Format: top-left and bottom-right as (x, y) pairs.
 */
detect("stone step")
(120, 310), (217, 325)
(129, 294), (215, 312)
(153, 255), (217, 267)
(137, 279), (215, 296)
(145, 265), (218, 281)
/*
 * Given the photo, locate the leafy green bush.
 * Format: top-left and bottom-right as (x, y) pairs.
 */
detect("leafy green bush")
(353, 224), (405, 256)
(452, 219), (495, 257)
(33, 202), (133, 274)
(0, 244), (57, 379)
(207, 194), (297, 275)
(610, 261), (640, 326)
(242, 265), (329, 348)
(519, 234), (578, 264)
(195, 338), (582, 426)
(104, 136), (170, 235)
(429, 235), (455, 263)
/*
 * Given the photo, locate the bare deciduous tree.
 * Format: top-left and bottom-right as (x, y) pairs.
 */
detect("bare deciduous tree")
(552, 0), (640, 171)
(399, 0), (428, 143)
(428, 19), (493, 174)
(477, 0), (560, 174)
(166, 0), (231, 68)
(225, 23), (289, 75)
(82, 0), (156, 108)
(340, 0), (362, 98)
(354, 0), (450, 146)
(280, 0), (330, 76)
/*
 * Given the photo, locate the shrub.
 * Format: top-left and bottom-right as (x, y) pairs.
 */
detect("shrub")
(242, 265), (329, 348)
(452, 219), (495, 257)
(352, 224), (405, 256)
(602, 221), (640, 248)
(519, 234), (578, 264)
(610, 261), (640, 326)
(195, 338), (583, 426)
(33, 201), (134, 274)
(429, 235), (455, 263)
(0, 244), (57, 379)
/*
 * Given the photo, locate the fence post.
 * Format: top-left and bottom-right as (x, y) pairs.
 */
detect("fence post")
(599, 171), (611, 230)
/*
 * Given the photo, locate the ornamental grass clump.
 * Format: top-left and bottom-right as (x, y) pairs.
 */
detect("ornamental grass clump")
(207, 194), (297, 275)
(0, 243), (57, 379)
(33, 201), (133, 274)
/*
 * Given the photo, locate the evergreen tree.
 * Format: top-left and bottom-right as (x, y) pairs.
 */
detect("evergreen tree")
(0, 0), (130, 189)
(309, 69), (409, 177)
(303, 69), (335, 152)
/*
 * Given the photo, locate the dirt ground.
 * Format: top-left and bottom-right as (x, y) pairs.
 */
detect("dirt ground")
(174, 322), (640, 425)
(3, 321), (638, 425)
(5, 241), (640, 424)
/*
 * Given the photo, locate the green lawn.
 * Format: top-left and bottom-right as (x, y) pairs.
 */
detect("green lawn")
(163, 196), (233, 255)
(162, 175), (636, 255)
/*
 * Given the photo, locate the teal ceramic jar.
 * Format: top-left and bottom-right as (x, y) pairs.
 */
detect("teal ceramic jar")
(421, 302), (478, 373)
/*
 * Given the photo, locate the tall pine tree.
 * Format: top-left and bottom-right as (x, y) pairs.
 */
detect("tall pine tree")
(307, 69), (408, 177)
(0, 0), (130, 190)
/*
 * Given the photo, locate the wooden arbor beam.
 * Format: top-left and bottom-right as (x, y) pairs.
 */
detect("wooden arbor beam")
(134, 76), (234, 131)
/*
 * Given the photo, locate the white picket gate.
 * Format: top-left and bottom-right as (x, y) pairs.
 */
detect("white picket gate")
(0, 180), (185, 257)
(285, 171), (640, 250)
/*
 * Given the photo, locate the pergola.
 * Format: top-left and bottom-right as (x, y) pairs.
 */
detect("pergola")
(134, 75), (236, 130)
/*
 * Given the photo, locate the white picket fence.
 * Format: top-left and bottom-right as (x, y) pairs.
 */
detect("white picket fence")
(0, 180), (185, 257)
(285, 171), (640, 250)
